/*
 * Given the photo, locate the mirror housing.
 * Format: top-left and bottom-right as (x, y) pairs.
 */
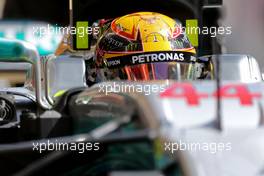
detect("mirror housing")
(0, 38), (51, 109)
(198, 54), (262, 82)
(45, 54), (87, 104)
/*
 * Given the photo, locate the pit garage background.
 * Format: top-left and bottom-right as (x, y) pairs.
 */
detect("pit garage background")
(0, 0), (263, 86)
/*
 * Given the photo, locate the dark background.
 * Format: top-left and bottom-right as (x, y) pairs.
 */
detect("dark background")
(3, 0), (69, 25)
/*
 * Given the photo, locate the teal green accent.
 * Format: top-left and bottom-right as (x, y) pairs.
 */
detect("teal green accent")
(16, 32), (25, 40)
(0, 38), (26, 61)
(0, 22), (62, 56)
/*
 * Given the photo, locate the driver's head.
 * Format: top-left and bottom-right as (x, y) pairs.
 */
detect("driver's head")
(94, 12), (197, 81)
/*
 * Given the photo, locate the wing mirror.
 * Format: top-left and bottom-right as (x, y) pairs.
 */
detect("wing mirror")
(0, 38), (51, 109)
(45, 55), (87, 104)
(194, 62), (203, 79)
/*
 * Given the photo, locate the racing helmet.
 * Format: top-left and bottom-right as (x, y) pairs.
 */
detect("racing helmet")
(94, 12), (197, 81)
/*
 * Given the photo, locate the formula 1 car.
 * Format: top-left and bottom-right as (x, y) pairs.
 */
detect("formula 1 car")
(1, 0), (264, 175)
(0, 36), (264, 176)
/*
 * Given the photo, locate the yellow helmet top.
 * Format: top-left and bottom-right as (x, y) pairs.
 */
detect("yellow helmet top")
(97, 12), (195, 59)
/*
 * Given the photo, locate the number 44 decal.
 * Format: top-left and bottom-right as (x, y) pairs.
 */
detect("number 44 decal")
(160, 83), (262, 106)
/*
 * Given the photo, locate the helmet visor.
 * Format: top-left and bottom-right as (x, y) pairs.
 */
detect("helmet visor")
(101, 62), (196, 81)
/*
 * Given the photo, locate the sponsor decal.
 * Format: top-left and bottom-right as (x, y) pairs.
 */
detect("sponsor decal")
(106, 51), (196, 68)
(105, 37), (124, 47)
(131, 52), (185, 64)
(160, 83), (262, 106)
(107, 59), (121, 66)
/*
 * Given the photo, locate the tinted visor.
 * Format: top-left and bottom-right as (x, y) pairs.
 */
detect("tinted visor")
(102, 62), (196, 81)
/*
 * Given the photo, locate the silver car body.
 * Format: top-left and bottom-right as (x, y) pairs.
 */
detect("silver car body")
(89, 80), (264, 176)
